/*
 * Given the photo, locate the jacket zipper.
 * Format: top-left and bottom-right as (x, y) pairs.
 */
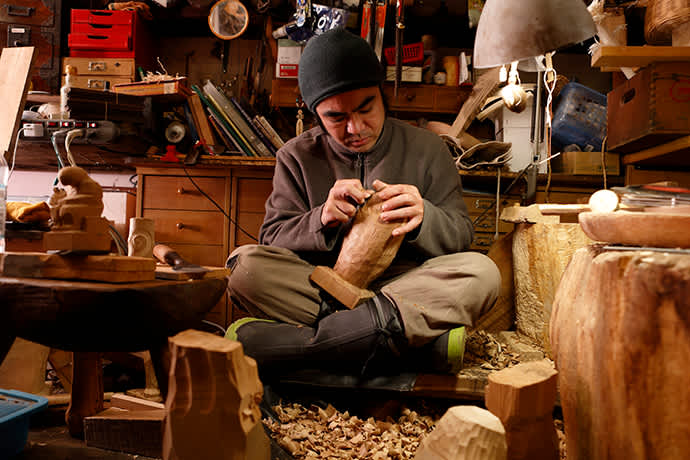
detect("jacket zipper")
(356, 153), (365, 186)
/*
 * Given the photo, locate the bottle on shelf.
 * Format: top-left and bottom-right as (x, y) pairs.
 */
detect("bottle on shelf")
(60, 65), (77, 119)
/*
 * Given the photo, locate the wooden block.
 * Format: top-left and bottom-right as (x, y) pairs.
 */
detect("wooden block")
(500, 205), (561, 224)
(512, 223), (592, 353)
(155, 265), (231, 281)
(415, 405), (507, 460)
(309, 266), (375, 309)
(84, 407), (165, 458)
(0, 252), (156, 283)
(474, 232), (515, 333)
(163, 330), (270, 460)
(485, 360), (559, 460)
(111, 393), (165, 411)
(551, 246), (690, 460)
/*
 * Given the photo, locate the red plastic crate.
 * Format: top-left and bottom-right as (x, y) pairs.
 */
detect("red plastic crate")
(384, 42), (424, 66)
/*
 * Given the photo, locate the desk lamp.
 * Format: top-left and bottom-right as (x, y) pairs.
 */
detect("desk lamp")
(473, 0), (597, 201)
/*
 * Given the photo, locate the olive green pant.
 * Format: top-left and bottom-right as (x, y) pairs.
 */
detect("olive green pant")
(226, 244), (501, 347)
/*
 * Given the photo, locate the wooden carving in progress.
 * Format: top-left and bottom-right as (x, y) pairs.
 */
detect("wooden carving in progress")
(128, 217), (155, 258)
(415, 405), (507, 460)
(163, 329), (269, 460)
(550, 245), (690, 460)
(310, 191), (405, 309)
(484, 360), (559, 460)
(44, 166), (112, 253)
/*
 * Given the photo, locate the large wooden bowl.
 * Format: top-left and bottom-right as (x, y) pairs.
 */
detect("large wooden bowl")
(578, 211), (690, 248)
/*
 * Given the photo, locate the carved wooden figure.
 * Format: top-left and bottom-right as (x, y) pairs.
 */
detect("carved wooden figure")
(163, 329), (269, 460)
(484, 360), (559, 460)
(310, 190), (405, 308)
(45, 166), (111, 252)
(415, 405), (507, 460)
(127, 217), (155, 258)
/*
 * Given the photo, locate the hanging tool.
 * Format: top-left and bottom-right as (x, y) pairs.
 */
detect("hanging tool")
(373, 0), (387, 62)
(360, 0), (374, 44)
(394, 0), (405, 97)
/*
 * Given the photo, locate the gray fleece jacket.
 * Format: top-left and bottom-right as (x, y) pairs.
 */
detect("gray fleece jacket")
(259, 117), (474, 268)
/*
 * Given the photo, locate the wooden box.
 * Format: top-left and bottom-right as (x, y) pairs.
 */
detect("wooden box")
(607, 62), (690, 153)
(552, 151), (620, 175)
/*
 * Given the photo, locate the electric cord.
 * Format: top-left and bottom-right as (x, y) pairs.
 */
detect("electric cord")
(65, 129), (86, 166)
(8, 127), (25, 181)
(108, 222), (129, 255)
(181, 165), (259, 243)
(471, 164), (530, 228)
(50, 129), (71, 185)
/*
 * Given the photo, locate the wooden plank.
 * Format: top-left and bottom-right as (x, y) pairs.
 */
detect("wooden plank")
(111, 393), (165, 411)
(0, 252), (156, 283)
(449, 67), (501, 138)
(591, 45), (690, 68)
(155, 265), (231, 280)
(0, 47), (36, 159)
(622, 135), (690, 165)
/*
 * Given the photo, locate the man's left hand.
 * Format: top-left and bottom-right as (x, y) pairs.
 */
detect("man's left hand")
(372, 179), (424, 237)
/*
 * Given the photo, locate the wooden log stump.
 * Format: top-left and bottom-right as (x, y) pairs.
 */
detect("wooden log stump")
(484, 360), (559, 460)
(550, 245), (690, 460)
(415, 405), (507, 460)
(163, 329), (269, 460)
(512, 222), (591, 353)
(310, 191), (404, 308)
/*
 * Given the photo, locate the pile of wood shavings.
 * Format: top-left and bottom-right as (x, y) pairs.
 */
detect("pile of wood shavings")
(462, 329), (522, 371)
(264, 403), (438, 459)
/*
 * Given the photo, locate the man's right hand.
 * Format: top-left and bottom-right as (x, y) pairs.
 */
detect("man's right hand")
(321, 179), (373, 228)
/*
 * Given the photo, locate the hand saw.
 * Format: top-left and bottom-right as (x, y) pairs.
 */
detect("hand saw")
(373, 0), (387, 61)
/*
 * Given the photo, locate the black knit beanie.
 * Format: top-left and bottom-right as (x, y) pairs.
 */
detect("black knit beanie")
(298, 28), (385, 113)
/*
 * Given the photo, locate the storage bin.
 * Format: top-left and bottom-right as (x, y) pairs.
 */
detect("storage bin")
(0, 389), (49, 458)
(551, 82), (607, 151)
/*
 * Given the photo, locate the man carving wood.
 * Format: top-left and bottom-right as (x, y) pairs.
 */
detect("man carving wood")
(224, 28), (501, 377)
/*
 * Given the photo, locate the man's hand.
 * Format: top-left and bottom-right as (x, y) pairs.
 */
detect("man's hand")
(373, 179), (424, 237)
(321, 179), (373, 228)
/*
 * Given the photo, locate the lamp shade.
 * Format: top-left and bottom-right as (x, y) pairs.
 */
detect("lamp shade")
(473, 0), (597, 69)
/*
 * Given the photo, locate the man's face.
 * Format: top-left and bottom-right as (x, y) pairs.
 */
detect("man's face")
(315, 86), (385, 153)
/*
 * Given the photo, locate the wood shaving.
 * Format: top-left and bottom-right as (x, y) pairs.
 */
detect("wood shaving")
(264, 404), (439, 459)
(462, 330), (523, 371)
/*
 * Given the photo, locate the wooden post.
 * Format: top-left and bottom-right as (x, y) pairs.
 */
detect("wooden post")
(550, 245), (690, 460)
(66, 351), (104, 437)
(163, 329), (269, 460)
(484, 360), (559, 460)
(415, 405), (507, 460)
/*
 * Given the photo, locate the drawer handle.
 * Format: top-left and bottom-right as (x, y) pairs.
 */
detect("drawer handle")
(6, 5), (34, 17)
(177, 187), (187, 194)
(405, 93), (416, 102)
(88, 61), (106, 71)
(176, 222), (185, 230)
(87, 79), (108, 89)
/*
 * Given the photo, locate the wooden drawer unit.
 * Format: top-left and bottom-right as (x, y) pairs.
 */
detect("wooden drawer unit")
(136, 162), (275, 327)
(382, 85), (435, 111)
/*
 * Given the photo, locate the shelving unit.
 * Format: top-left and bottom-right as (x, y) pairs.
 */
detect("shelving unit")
(590, 46), (690, 172)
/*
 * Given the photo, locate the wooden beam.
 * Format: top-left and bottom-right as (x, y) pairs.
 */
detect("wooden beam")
(449, 67), (501, 138)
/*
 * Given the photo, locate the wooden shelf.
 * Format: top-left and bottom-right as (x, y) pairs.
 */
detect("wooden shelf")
(621, 135), (690, 168)
(591, 46), (690, 69)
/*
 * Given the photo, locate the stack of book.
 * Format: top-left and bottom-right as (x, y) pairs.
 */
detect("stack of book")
(187, 81), (284, 157)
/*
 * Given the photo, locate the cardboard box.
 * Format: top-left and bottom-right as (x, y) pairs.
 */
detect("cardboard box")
(607, 62), (690, 153)
(385, 66), (423, 82)
(552, 151), (620, 176)
(276, 39), (302, 79)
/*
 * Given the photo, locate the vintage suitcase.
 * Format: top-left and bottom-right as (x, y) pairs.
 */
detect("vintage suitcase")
(607, 62), (690, 153)
(0, 0), (62, 93)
